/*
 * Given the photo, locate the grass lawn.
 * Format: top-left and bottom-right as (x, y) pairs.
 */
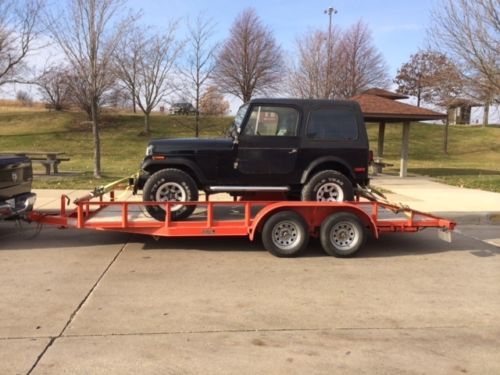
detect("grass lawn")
(0, 110), (231, 189)
(0, 107), (499, 192)
(366, 122), (500, 192)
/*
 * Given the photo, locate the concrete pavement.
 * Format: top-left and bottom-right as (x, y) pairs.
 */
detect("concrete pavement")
(371, 175), (500, 224)
(0, 184), (499, 374)
(1, 226), (499, 374)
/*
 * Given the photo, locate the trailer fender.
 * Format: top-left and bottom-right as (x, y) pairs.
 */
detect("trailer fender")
(249, 202), (378, 241)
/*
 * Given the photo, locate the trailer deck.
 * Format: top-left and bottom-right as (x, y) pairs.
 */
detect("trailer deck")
(27, 189), (456, 257)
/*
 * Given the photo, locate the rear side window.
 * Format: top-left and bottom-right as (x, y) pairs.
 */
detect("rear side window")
(307, 108), (358, 141)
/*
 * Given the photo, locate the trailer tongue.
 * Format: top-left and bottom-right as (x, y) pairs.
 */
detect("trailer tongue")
(27, 178), (456, 258)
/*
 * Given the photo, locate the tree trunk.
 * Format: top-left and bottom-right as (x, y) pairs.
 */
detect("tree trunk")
(132, 95), (136, 113)
(482, 101), (490, 127)
(195, 111), (200, 137)
(242, 91), (252, 103)
(195, 84), (200, 137)
(144, 112), (150, 134)
(443, 115), (449, 155)
(91, 98), (101, 178)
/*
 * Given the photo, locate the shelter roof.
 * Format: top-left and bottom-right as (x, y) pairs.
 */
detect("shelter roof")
(351, 93), (446, 122)
(362, 88), (409, 100)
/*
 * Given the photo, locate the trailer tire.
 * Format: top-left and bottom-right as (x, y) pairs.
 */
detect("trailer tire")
(320, 212), (365, 257)
(262, 210), (309, 257)
(143, 169), (198, 221)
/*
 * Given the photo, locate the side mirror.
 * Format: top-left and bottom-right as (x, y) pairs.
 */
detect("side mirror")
(229, 123), (239, 144)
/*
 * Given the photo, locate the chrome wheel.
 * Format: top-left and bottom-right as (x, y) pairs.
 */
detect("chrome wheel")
(271, 220), (302, 250)
(316, 182), (344, 202)
(155, 182), (186, 211)
(330, 221), (360, 251)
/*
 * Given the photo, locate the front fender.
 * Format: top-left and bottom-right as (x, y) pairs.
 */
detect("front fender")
(141, 157), (208, 185)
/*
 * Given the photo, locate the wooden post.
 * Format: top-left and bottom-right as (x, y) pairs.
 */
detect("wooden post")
(400, 121), (410, 178)
(377, 121), (386, 158)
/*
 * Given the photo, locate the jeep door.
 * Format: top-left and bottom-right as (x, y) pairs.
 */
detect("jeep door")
(237, 105), (300, 183)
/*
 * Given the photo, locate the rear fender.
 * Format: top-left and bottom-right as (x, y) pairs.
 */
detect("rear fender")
(300, 157), (356, 184)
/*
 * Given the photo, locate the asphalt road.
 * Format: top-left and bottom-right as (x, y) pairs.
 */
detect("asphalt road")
(1, 222), (499, 374)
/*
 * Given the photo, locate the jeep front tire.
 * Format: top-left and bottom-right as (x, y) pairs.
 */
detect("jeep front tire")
(301, 170), (354, 202)
(143, 169), (198, 221)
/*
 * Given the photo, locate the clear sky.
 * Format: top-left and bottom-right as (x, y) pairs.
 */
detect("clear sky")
(129, 0), (437, 78)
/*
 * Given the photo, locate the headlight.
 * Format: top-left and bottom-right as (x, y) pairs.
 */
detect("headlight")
(146, 145), (154, 156)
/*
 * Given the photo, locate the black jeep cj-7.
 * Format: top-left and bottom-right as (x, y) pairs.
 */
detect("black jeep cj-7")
(136, 98), (371, 221)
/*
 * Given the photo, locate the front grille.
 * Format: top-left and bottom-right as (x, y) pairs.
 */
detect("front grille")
(0, 170), (14, 183)
(23, 166), (33, 181)
(0, 166), (32, 183)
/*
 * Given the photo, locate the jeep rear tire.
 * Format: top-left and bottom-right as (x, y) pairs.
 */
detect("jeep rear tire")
(301, 170), (354, 202)
(143, 169), (198, 221)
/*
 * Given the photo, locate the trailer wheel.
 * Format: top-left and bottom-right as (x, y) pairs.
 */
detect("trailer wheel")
(320, 212), (365, 257)
(262, 211), (309, 257)
(143, 169), (198, 221)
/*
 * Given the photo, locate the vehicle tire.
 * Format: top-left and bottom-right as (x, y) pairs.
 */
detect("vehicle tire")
(301, 170), (354, 202)
(320, 212), (366, 257)
(143, 169), (198, 221)
(261, 210), (310, 257)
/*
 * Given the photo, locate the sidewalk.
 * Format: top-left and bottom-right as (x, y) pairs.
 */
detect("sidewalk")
(371, 175), (500, 224)
(34, 176), (500, 224)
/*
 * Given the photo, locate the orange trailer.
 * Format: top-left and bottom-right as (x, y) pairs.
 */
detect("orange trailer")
(28, 189), (456, 258)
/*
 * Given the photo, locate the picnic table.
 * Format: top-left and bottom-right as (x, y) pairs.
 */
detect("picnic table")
(0, 151), (70, 175)
(370, 157), (394, 176)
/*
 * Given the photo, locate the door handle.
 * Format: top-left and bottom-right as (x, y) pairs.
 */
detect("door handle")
(289, 149), (297, 154)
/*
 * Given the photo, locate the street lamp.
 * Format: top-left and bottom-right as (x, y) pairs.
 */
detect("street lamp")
(324, 6), (338, 38)
(324, 6), (338, 99)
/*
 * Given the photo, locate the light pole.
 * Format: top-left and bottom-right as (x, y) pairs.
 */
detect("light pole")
(324, 6), (337, 99)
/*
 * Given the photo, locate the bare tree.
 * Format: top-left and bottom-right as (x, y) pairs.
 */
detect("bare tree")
(395, 51), (463, 107)
(0, 0), (43, 86)
(335, 21), (389, 98)
(288, 29), (340, 99)
(133, 25), (182, 134)
(429, 0), (500, 125)
(182, 14), (218, 137)
(114, 26), (142, 113)
(430, 0), (499, 91)
(289, 21), (388, 99)
(213, 8), (284, 102)
(199, 85), (229, 115)
(47, 0), (132, 178)
(35, 65), (71, 110)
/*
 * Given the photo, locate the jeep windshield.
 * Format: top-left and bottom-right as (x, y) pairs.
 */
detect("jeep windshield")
(232, 104), (248, 134)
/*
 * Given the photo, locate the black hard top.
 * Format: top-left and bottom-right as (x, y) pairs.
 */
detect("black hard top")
(249, 98), (360, 108)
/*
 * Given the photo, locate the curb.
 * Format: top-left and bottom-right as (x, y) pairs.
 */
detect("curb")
(435, 212), (500, 225)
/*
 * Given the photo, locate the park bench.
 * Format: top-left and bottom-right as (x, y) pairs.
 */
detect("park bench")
(30, 156), (70, 175)
(370, 157), (394, 175)
(0, 152), (70, 175)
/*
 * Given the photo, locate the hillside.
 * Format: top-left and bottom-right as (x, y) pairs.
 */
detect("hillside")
(0, 109), (499, 192)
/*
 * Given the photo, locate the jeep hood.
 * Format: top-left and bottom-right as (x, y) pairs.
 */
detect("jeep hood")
(149, 138), (233, 154)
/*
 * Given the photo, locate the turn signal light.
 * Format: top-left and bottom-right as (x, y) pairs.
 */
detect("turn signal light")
(152, 155), (166, 160)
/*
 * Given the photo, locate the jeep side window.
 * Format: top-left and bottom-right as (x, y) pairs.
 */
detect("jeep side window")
(307, 108), (358, 141)
(243, 106), (299, 137)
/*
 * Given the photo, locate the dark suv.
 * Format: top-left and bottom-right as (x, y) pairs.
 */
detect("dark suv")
(0, 155), (36, 220)
(137, 98), (370, 220)
(169, 102), (197, 115)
